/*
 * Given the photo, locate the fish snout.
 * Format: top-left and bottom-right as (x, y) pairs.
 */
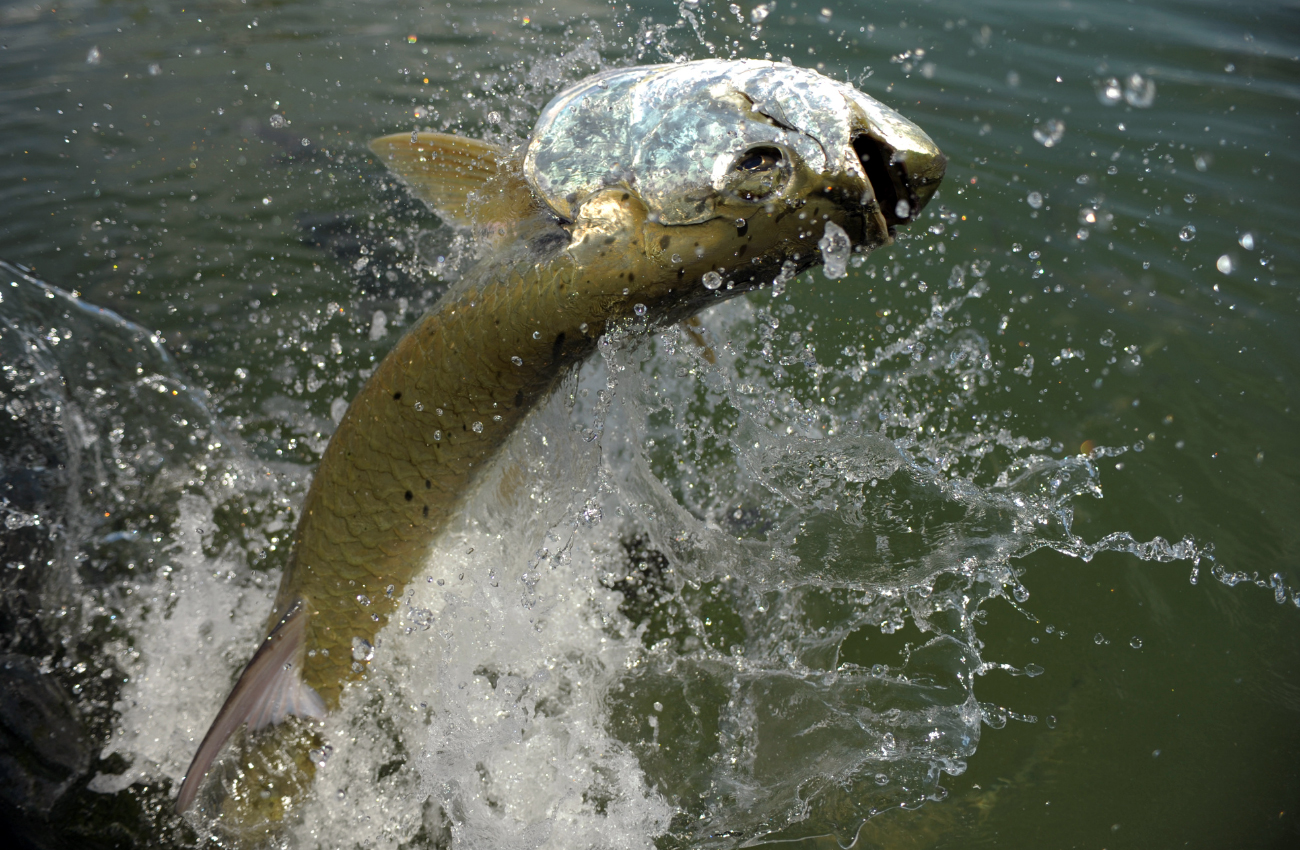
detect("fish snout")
(851, 129), (947, 231)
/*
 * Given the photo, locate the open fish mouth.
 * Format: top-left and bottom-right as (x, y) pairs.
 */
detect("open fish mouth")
(852, 131), (948, 230)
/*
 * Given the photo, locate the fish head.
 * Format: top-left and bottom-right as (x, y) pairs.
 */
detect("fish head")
(523, 59), (946, 303)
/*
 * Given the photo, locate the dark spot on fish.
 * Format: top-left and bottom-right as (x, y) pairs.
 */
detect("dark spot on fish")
(393, 392), (402, 400)
(604, 236), (616, 244)
(621, 193), (630, 201)
(423, 505), (429, 517)
(425, 480), (431, 489)
(552, 332), (566, 362)
(736, 244), (748, 258)
(659, 235), (671, 250)
(404, 490), (414, 501)
(677, 268), (686, 279)
(515, 389), (524, 408)
(736, 221), (748, 237)
(627, 272), (634, 283)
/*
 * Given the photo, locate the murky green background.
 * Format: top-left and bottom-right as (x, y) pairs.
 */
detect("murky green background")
(2, 0), (1297, 847)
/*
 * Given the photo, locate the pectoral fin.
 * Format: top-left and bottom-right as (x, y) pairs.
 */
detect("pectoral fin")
(369, 131), (541, 243)
(176, 599), (326, 813)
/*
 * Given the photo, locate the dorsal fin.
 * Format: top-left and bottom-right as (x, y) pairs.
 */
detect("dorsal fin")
(369, 132), (542, 242)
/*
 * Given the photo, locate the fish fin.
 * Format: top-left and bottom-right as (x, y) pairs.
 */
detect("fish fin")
(175, 600), (325, 813)
(369, 132), (542, 241)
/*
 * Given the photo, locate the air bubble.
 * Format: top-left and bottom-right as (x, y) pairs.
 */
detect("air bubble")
(1032, 118), (1065, 147)
(894, 199), (911, 219)
(1238, 232), (1255, 250)
(1216, 254), (1234, 274)
(351, 636), (375, 662)
(702, 271), (723, 290)
(1179, 225), (1196, 242)
(634, 303), (648, 316)
(472, 421), (484, 433)
(1123, 73), (1156, 107)
(1027, 191), (1043, 209)
(1096, 76), (1122, 105)
(269, 113), (287, 128)
(511, 355), (523, 366)
(1130, 637), (1143, 649)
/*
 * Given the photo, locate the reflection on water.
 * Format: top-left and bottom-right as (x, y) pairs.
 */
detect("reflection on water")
(1, 1), (1298, 848)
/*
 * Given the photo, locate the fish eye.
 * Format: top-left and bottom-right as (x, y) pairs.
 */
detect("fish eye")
(722, 145), (790, 201)
(735, 146), (783, 172)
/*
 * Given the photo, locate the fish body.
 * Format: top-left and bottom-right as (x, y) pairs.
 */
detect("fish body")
(177, 59), (945, 824)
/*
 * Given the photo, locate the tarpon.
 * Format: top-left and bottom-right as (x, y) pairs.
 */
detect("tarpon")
(176, 58), (945, 826)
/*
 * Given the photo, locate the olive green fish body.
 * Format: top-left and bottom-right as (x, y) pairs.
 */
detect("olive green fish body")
(177, 58), (946, 827)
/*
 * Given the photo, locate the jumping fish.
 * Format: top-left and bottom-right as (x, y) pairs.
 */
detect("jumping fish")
(176, 58), (945, 824)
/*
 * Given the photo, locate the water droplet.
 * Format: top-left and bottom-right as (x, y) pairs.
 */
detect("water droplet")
(86, 46), (102, 65)
(148, 63), (162, 76)
(874, 773), (890, 786)
(1179, 225), (1196, 242)
(1194, 152), (1212, 172)
(1238, 232), (1255, 250)
(1006, 70), (1021, 87)
(1032, 118), (1065, 147)
(1046, 715), (1057, 729)
(269, 113), (287, 128)
(818, 221), (852, 280)
(1027, 191), (1044, 209)
(356, 594), (371, 606)
(352, 636), (375, 662)
(261, 196), (272, 206)
(894, 198), (911, 219)
(433, 429), (442, 441)
(633, 302), (648, 316)
(1076, 228), (1090, 241)
(1123, 73), (1156, 107)
(511, 355), (523, 366)
(486, 111), (501, 124)
(1096, 76), (1122, 105)
(413, 401), (424, 411)
(472, 421), (484, 433)
(309, 745), (333, 766)
(750, 3), (772, 24)
(1100, 329), (1115, 347)
(1216, 254), (1234, 274)
(818, 7), (833, 22)
(653, 701), (664, 712)
(702, 271), (723, 290)
(1129, 636), (1143, 649)
(1184, 193), (1197, 204)
(532, 331), (541, 339)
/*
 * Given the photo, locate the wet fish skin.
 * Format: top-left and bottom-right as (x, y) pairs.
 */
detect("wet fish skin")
(178, 58), (945, 826)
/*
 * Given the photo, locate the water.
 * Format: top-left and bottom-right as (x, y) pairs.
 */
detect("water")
(2, 1), (1298, 848)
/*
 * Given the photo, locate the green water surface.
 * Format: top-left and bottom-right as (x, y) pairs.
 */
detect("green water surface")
(1, 1), (1297, 848)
